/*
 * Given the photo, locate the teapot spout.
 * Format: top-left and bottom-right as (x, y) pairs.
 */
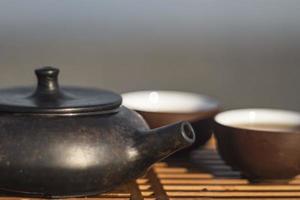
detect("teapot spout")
(136, 121), (195, 164)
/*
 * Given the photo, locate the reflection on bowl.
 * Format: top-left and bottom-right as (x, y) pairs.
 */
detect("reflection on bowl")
(214, 108), (300, 183)
(122, 90), (220, 151)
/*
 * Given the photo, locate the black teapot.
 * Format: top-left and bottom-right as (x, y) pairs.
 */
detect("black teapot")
(0, 67), (195, 198)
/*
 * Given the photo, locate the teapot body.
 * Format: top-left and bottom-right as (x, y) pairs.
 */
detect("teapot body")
(0, 107), (150, 197)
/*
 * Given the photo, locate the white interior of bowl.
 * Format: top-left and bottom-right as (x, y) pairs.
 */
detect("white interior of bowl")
(215, 109), (300, 132)
(122, 90), (219, 113)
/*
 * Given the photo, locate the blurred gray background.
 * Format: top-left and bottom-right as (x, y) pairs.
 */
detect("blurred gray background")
(0, 0), (299, 110)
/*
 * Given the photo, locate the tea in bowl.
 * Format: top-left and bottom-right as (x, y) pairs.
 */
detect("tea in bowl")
(214, 108), (300, 183)
(122, 90), (220, 151)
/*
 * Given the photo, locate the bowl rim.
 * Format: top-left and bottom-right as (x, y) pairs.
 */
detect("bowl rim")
(214, 108), (300, 134)
(122, 90), (220, 114)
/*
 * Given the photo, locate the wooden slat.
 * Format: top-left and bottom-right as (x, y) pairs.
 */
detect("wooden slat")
(169, 198), (300, 200)
(136, 178), (148, 184)
(140, 191), (154, 197)
(0, 198), (131, 200)
(154, 167), (189, 173)
(163, 185), (300, 191)
(138, 184), (151, 190)
(160, 179), (249, 185)
(158, 173), (213, 179)
(166, 191), (300, 197)
(99, 193), (131, 197)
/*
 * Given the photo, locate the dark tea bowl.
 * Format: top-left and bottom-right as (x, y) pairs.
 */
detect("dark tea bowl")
(122, 90), (220, 152)
(214, 108), (300, 183)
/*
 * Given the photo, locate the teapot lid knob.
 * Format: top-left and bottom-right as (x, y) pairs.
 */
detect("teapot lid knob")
(34, 66), (60, 95)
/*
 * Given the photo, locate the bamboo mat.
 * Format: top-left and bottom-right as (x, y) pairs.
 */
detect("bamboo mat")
(1, 139), (300, 200)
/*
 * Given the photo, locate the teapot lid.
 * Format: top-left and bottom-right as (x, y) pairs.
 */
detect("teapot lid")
(0, 67), (122, 115)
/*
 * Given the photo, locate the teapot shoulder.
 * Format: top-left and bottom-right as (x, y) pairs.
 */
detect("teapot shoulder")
(113, 106), (149, 130)
(0, 106), (149, 134)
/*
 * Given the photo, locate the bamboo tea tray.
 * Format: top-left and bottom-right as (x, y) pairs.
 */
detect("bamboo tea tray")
(1, 139), (300, 200)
